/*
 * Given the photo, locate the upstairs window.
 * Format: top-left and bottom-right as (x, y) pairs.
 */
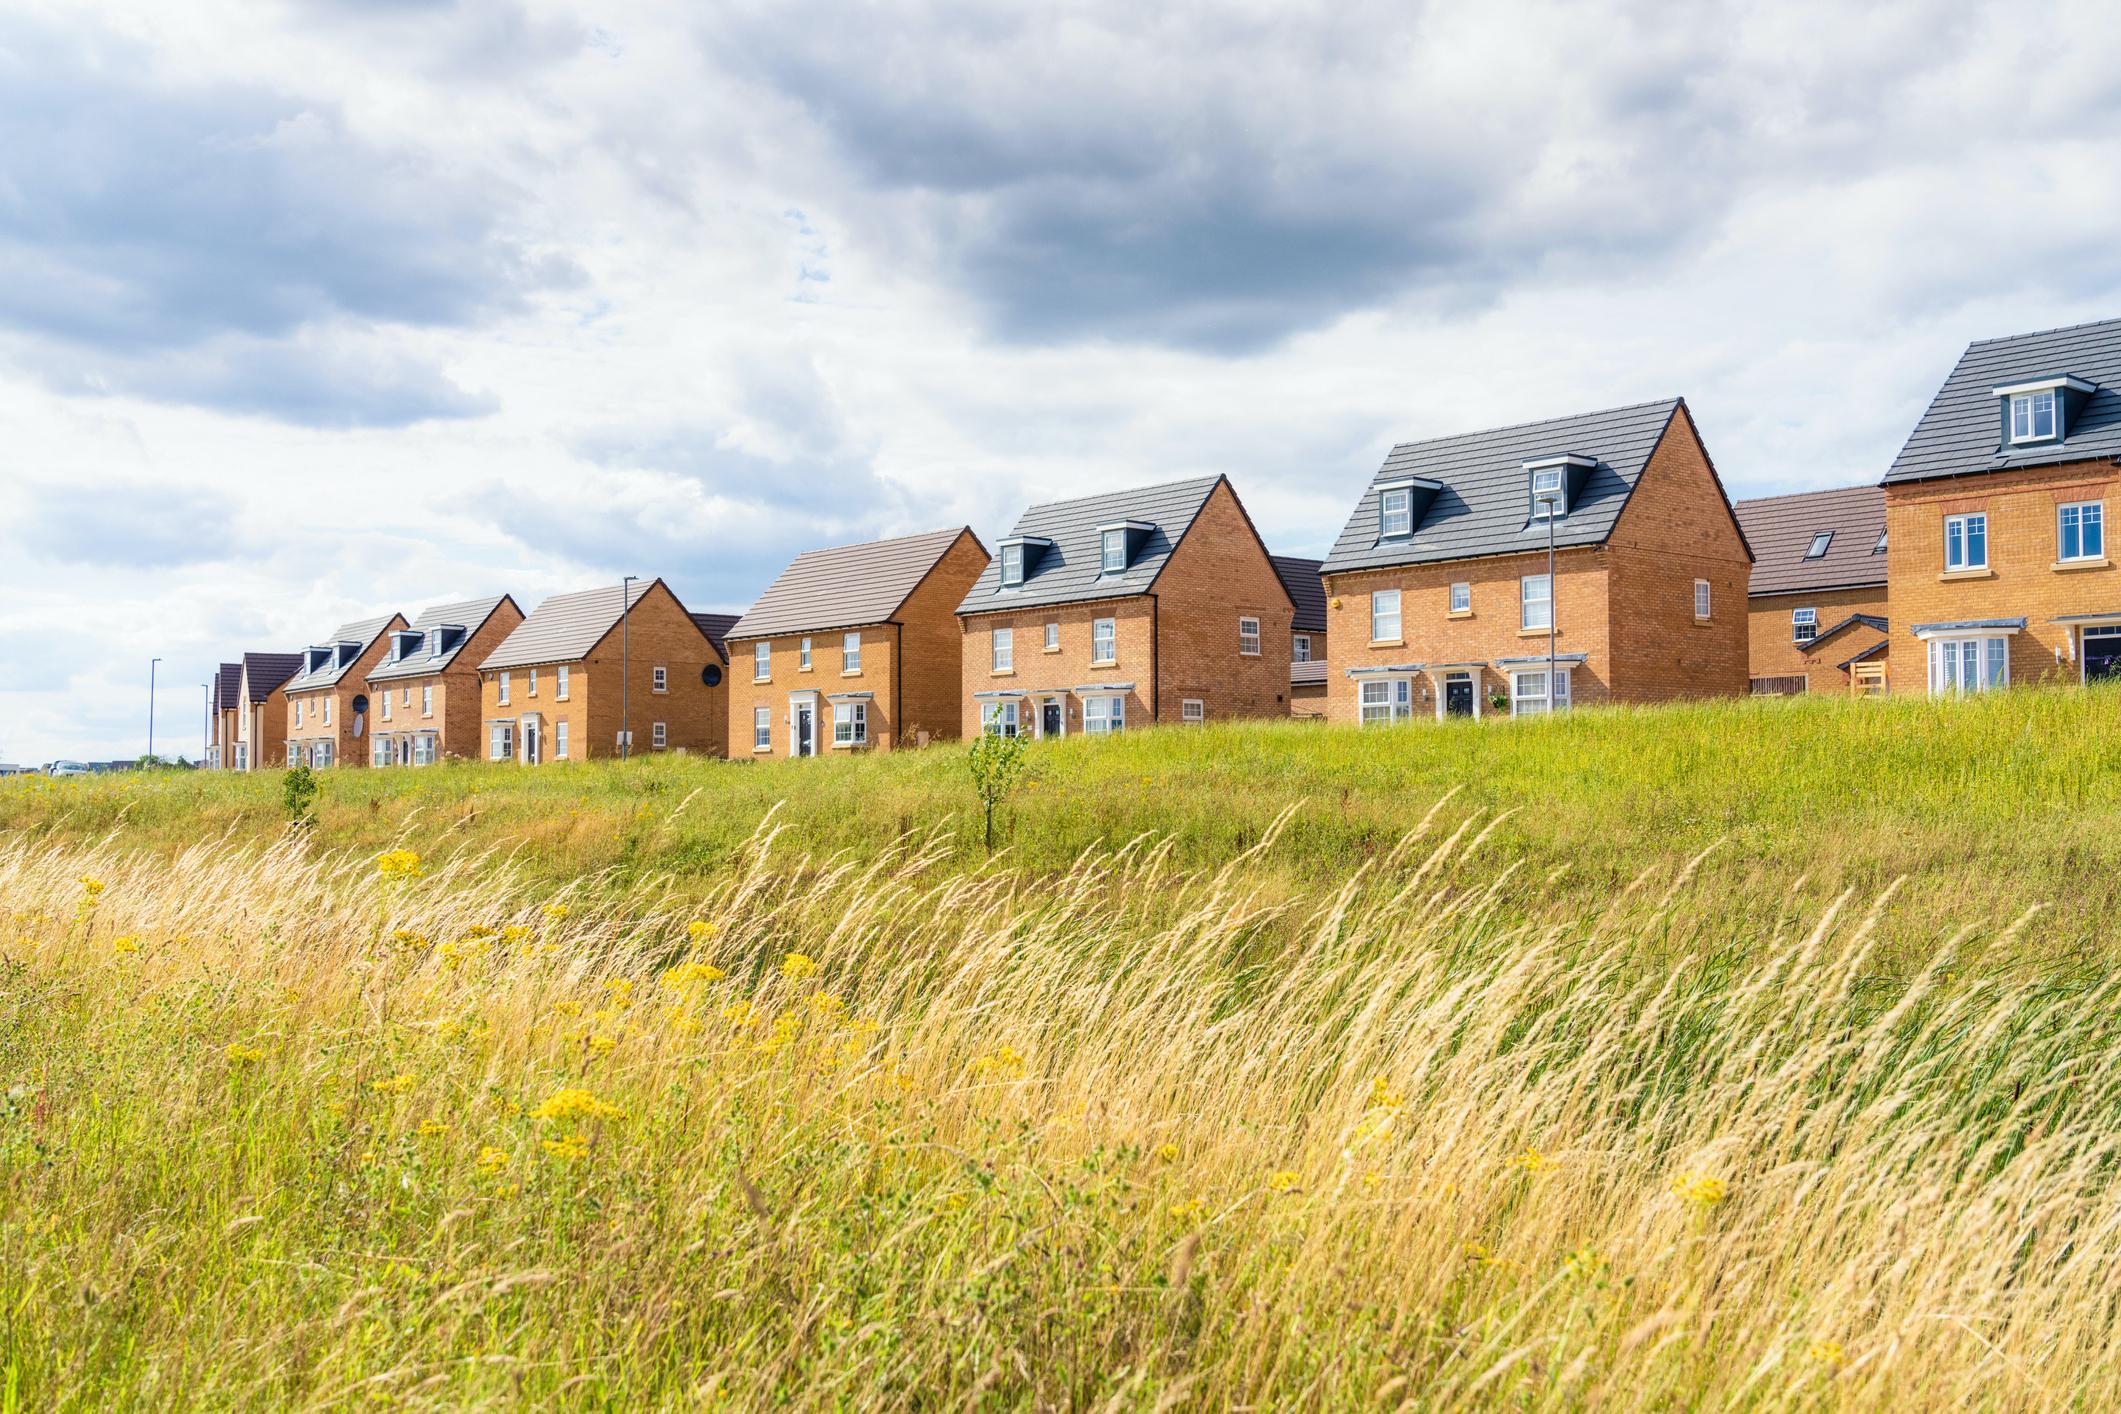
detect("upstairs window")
(2059, 501), (2105, 562)
(2010, 389), (2058, 442)
(1091, 618), (1117, 664)
(1804, 532), (1832, 559)
(1693, 579), (1712, 620)
(1100, 528), (1126, 574)
(1371, 589), (1402, 642)
(1292, 633), (1312, 662)
(1000, 543), (1025, 587)
(651, 665), (667, 694)
(527, 667), (538, 697)
(1449, 581), (1471, 614)
(1044, 622), (1059, 651)
(753, 642), (771, 681)
(842, 632), (862, 673)
(1519, 575), (1551, 632)
(498, 672), (511, 705)
(1379, 487), (1413, 538)
(1793, 607), (1818, 642)
(555, 665), (569, 699)
(1238, 617), (1261, 655)
(1944, 513), (1988, 572)
(991, 627), (1013, 673)
(799, 637), (812, 670)
(1529, 465), (1566, 519)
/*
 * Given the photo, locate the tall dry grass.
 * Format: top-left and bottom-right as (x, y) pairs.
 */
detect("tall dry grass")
(2, 801), (2117, 1409)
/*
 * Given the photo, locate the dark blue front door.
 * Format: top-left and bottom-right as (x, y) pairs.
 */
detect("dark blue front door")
(2086, 628), (2121, 682)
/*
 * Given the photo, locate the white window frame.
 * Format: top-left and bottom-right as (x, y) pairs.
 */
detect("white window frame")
(753, 706), (772, 751)
(1100, 528), (1126, 574)
(1804, 532), (1832, 559)
(1509, 667), (1572, 716)
(1043, 621), (1060, 652)
(498, 672), (511, 705)
(1449, 581), (1471, 614)
(1358, 677), (1413, 726)
(842, 632), (861, 674)
(651, 720), (667, 750)
(1292, 633), (1312, 663)
(380, 692), (392, 721)
(322, 697), (332, 727)
(799, 637), (812, 670)
(1379, 487), (1413, 538)
(651, 664), (667, 694)
(1181, 698), (1205, 723)
(992, 626), (1014, 673)
(1529, 465), (1566, 519)
(1693, 579), (1712, 620)
(832, 700), (868, 746)
(294, 698), (302, 726)
(527, 666), (538, 698)
(2010, 389), (2057, 443)
(1083, 694), (1125, 735)
(489, 722), (514, 761)
(1370, 589), (1402, 642)
(1000, 543), (1025, 587)
(753, 642), (771, 682)
(1519, 575), (1551, 632)
(372, 735), (389, 766)
(1238, 616), (1261, 656)
(1945, 513), (1988, 572)
(421, 684), (433, 717)
(1927, 636), (2010, 694)
(1091, 618), (1117, 665)
(1874, 527), (1888, 555)
(1793, 607), (1818, 643)
(555, 719), (569, 759)
(981, 700), (1021, 737)
(555, 664), (569, 700)
(2059, 501), (2104, 562)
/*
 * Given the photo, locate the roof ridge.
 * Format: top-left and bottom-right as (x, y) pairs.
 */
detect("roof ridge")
(789, 525), (966, 559)
(1383, 397), (1680, 456)
(1017, 473), (1222, 516)
(1733, 484), (1881, 507)
(1968, 314), (2121, 348)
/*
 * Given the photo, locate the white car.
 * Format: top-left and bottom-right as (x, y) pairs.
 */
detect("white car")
(46, 760), (93, 777)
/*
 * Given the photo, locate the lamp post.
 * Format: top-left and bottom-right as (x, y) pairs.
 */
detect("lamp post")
(201, 682), (210, 767)
(147, 657), (161, 763)
(619, 576), (637, 760)
(1538, 493), (1559, 713)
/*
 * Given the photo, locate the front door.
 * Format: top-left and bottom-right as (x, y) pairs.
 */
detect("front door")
(1040, 699), (1064, 739)
(2086, 628), (2121, 683)
(521, 717), (541, 766)
(794, 703), (816, 757)
(1445, 675), (1475, 718)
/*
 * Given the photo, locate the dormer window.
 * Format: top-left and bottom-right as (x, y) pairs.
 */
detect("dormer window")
(1804, 532), (1832, 560)
(1994, 375), (2093, 447)
(1523, 456), (1590, 521)
(1001, 543), (1024, 586)
(2011, 389), (2056, 443)
(995, 536), (1051, 589)
(1100, 528), (1126, 573)
(1379, 486), (1413, 538)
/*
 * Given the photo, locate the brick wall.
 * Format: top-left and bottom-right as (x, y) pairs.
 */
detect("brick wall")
(367, 600), (527, 764)
(478, 659), (593, 763)
(284, 618), (406, 768)
(727, 623), (901, 758)
(1884, 458), (2120, 694)
(958, 598), (1156, 738)
(1746, 586), (1888, 694)
(895, 530), (990, 745)
(235, 684), (288, 771)
(1151, 479), (1296, 722)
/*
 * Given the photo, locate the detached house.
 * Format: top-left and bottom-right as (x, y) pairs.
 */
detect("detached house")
(475, 579), (731, 763)
(726, 527), (988, 757)
(284, 615), (406, 767)
(208, 661), (241, 768)
(1733, 486), (1889, 697)
(1883, 317), (2121, 694)
(957, 475), (1295, 737)
(231, 651), (301, 771)
(1273, 555), (1330, 717)
(363, 595), (525, 765)
(1320, 399), (1751, 723)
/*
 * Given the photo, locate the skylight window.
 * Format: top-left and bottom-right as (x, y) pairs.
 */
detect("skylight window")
(1873, 527), (1887, 554)
(1804, 532), (1832, 559)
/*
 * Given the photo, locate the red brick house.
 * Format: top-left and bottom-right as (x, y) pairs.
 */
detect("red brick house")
(1273, 555), (1329, 718)
(364, 595), (525, 765)
(231, 651), (302, 771)
(1882, 317), (2121, 694)
(1732, 486), (1889, 696)
(1319, 399), (1751, 723)
(284, 615), (404, 768)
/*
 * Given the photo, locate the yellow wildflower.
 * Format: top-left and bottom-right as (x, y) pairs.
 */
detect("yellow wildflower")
(754, 1013), (804, 1056)
(587, 1034), (618, 1055)
(1508, 1148), (1556, 1174)
(661, 961), (726, 989)
(542, 903), (570, 921)
(1155, 1142), (1180, 1163)
(779, 952), (818, 981)
(687, 919), (715, 942)
(541, 1132), (590, 1161)
(390, 929), (428, 951)
(722, 999), (762, 1030)
(808, 991), (847, 1019)
(969, 1045), (1027, 1080)
(1807, 1339), (1847, 1370)
(475, 1146), (510, 1176)
(371, 1073), (417, 1095)
(79, 876), (106, 898)
(224, 1042), (267, 1064)
(1563, 1247), (1605, 1279)
(1266, 1169), (1302, 1194)
(1168, 1198), (1207, 1222)
(1368, 1076), (1405, 1111)
(500, 924), (530, 944)
(603, 978), (636, 1005)
(417, 1118), (449, 1138)
(530, 1087), (624, 1123)
(1670, 1171), (1728, 1209)
(112, 934), (140, 954)
(374, 850), (423, 881)
(552, 999), (583, 1017)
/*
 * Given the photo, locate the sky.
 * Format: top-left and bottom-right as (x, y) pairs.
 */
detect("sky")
(4, 0), (2120, 763)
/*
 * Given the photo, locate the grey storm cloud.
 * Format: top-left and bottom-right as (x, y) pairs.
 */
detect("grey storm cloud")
(0, 13), (575, 422)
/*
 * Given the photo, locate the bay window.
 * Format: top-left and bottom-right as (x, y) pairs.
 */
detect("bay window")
(1358, 677), (1413, 725)
(1927, 636), (2009, 694)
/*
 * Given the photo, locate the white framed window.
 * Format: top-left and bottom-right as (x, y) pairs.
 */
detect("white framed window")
(1092, 618), (1117, 665)
(1293, 634), (1312, 662)
(1379, 487), (1412, 538)
(1001, 543), (1025, 586)
(1083, 695), (1125, 734)
(652, 665), (667, 694)
(314, 740), (334, 768)
(651, 721), (667, 749)
(1371, 589), (1402, 642)
(528, 666), (538, 697)
(489, 722), (514, 760)
(1358, 677), (1413, 725)
(1238, 617), (1261, 655)
(799, 637), (812, 670)
(842, 632), (861, 673)
(1100, 528), (1126, 573)
(753, 706), (772, 750)
(1510, 668), (1571, 715)
(1181, 698), (1205, 723)
(2010, 389), (2057, 442)
(1529, 465), (1566, 518)
(992, 627), (1013, 672)
(555, 720), (569, 758)
(1693, 579), (1712, 620)
(372, 736), (388, 766)
(1804, 532), (1832, 559)
(2059, 501), (2104, 561)
(286, 742), (299, 767)
(555, 665), (569, 700)
(753, 642), (771, 681)
(1450, 581), (1471, 614)
(294, 698), (302, 726)
(323, 697), (332, 726)
(1945, 513), (1988, 571)
(1519, 575), (1551, 631)
(1927, 636), (2009, 694)
(1793, 607), (1818, 643)
(380, 693), (392, 721)
(421, 685), (433, 717)
(981, 700), (1020, 737)
(498, 672), (511, 705)
(414, 735), (436, 766)
(1044, 621), (1060, 652)
(833, 700), (868, 746)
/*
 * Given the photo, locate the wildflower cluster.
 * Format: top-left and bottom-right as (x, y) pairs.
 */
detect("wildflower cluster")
(1670, 1171), (1728, 1210)
(969, 1044), (1027, 1080)
(530, 1087), (624, 1122)
(374, 850), (423, 882)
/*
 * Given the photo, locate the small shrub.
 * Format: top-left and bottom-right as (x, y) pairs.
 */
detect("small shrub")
(282, 763), (319, 828)
(966, 729), (1029, 852)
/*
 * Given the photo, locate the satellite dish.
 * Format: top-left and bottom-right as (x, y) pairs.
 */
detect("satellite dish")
(351, 694), (369, 715)
(702, 664), (723, 687)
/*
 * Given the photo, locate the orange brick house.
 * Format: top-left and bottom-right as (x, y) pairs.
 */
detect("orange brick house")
(1732, 486), (1889, 696)
(726, 527), (988, 758)
(283, 614), (405, 768)
(1273, 555), (1330, 717)
(208, 661), (240, 768)
(231, 651), (301, 771)
(1882, 317), (2121, 695)
(363, 595), (525, 766)
(957, 475), (1295, 737)
(474, 579), (732, 764)
(1319, 399), (1751, 724)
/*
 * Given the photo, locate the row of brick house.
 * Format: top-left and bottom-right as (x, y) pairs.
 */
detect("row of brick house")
(200, 315), (2121, 767)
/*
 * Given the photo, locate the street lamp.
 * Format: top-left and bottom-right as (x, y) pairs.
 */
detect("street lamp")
(148, 657), (161, 763)
(1537, 493), (1559, 714)
(619, 575), (637, 760)
(201, 682), (210, 767)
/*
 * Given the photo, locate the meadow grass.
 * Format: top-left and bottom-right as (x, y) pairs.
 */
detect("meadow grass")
(3, 688), (2121, 1407)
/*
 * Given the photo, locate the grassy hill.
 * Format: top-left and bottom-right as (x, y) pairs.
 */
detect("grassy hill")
(3, 688), (2120, 1407)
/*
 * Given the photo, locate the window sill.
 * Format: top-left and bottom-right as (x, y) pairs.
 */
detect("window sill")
(1089, 660), (1119, 669)
(753, 744), (773, 754)
(1368, 638), (1405, 648)
(2053, 558), (2111, 572)
(1516, 627), (1558, 638)
(651, 689), (668, 695)
(1446, 609), (1473, 620)
(1042, 647), (1062, 654)
(1238, 650), (1261, 657)
(1692, 616), (1714, 627)
(752, 677), (771, 685)
(1938, 567), (1993, 582)
(841, 670), (863, 678)
(990, 668), (1017, 677)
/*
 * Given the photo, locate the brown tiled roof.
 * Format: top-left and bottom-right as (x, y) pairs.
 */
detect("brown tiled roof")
(730, 527), (977, 640)
(1732, 485), (1886, 597)
(1272, 555), (1327, 632)
(480, 580), (690, 671)
(213, 662), (241, 713)
(241, 651), (304, 703)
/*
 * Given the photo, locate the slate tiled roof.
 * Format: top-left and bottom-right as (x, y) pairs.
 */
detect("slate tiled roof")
(1320, 399), (1688, 575)
(1272, 555), (1328, 633)
(213, 662), (241, 713)
(478, 580), (655, 672)
(241, 652), (303, 703)
(690, 613), (739, 660)
(729, 527), (976, 640)
(1884, 316), (2121, 485)
(1733, 485), (1887, 597)
(285, 615), (397, 692)
(368, 596), (516, 683)
(958, 476), (1224, 615)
